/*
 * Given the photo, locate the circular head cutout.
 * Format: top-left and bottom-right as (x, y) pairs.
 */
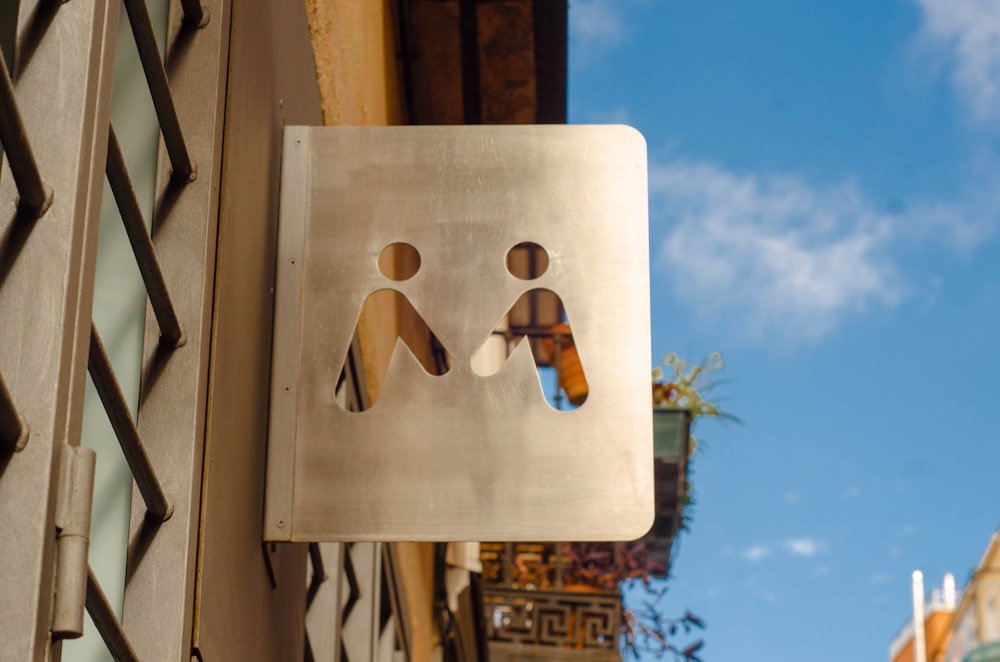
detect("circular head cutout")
(378, 242), (420, 281)
(506, 242), (549, 280)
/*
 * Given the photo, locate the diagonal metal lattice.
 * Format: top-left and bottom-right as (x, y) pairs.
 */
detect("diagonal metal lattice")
(0, 371), (28, 453)
(105, 124), (185, 347)
(179, 0), (206, 27)
(0, 48), (52, 217)
(86, 566), (140, 662)
(122, 0), (195, 181)
(87, 322), (172, 522)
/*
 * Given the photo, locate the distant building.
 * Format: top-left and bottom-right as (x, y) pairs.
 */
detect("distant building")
(889, 530), (1000, 662)
(889, 573), (958, 662)
(944, 531), (1000, 662)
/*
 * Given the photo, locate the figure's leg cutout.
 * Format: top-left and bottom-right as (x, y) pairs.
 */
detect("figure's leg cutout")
(336, 289), (452, 411)
(469, 288), (589, 407)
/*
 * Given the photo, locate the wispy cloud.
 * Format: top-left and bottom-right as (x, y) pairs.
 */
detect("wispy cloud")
(783, 491), (801, 504)
(653, 161), (900, 342)
(570, 0), (625, 50)
(784, 537), (825, 558)
(814, 564), (831, 577)
(652, 159), (996, 343)
(740, 544), (773, 563)
(842, 486), (862, 500)
(736, 537), (827, 562)
(912, 0), (1000, 123)
(758, 591), (779, 605)
(870, 573), (893, 585)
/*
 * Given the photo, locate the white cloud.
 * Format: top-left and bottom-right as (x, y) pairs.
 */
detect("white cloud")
(652, 159), (995, 343)
(783, 491), (801, 504)
(784, 537), (825, 558)
(740, 544), (773, 563)
(737, 537), (827, 562)
(653, 160), (900, 342)
(912, 0), (1000, 123)
(570, 0), (624, 50)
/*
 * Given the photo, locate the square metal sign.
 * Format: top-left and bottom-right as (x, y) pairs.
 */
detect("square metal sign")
(264, 125), (652, 541)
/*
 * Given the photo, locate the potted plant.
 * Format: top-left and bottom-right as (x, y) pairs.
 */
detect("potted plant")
(619, 352), (733, 660)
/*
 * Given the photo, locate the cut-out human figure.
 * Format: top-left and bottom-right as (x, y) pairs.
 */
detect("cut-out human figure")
(470, 242), (589, 408)
(337, 243), (451, 410)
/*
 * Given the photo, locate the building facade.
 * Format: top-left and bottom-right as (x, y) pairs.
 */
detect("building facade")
(2, 2), (679, 660)
(890, 532), (1000, 662)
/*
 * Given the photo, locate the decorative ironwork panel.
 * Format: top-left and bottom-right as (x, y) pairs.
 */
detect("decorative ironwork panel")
(485, 588), (621, 652)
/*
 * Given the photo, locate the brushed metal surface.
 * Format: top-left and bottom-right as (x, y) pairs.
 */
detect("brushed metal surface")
(266, 125), (652, 541)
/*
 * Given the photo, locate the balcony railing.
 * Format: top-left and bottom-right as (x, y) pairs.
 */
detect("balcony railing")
(481, 541), (662, 659)
(484, 587), (621, 660)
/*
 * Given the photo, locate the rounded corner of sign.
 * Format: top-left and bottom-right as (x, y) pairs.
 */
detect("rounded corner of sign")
(617, 123), (647, 143)
(625, 507), (657, 541)
(603, 124), (647, 154)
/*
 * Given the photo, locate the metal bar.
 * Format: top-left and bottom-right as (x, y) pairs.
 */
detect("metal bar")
(180, 0), (207, 27)
(0, 371), (29, 452)
(106, 124), (185, 347)
(306, 542), (326, 609)
(503, 542), (513, 586)
(86, 566), (140, 662)
(87, 323), (172, 521)
(554, 542), (563, 590)
(0, 48), (52, 216)
(121, 0), (195, 181)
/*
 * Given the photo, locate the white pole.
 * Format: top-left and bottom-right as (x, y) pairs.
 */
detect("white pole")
(912, 570), (927, 662)
(944, 573), (957, 609)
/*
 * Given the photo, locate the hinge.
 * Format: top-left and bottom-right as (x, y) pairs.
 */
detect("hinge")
(51, 445), (97, 639)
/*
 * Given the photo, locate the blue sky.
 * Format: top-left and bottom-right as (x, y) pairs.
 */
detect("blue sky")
(568, 1), (1000, 659)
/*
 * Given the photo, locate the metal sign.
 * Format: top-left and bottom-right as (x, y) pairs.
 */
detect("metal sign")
(264, 125), (652, 541)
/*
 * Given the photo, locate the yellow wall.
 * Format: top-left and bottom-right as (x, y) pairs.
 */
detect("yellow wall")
(305, 0), (405, 126)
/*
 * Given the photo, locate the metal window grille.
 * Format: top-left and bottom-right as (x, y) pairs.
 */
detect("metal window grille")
(1, 0), (222, 659)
